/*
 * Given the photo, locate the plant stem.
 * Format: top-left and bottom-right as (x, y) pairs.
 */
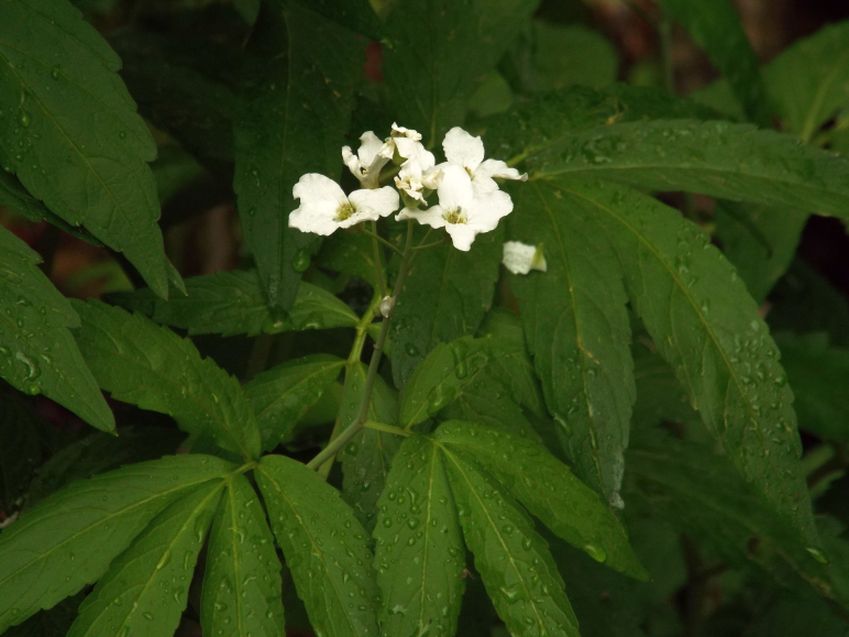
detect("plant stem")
(308, 221), (416, 472)
(364, 420), (411, 437)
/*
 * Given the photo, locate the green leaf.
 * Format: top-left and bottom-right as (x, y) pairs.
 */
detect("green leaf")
(390, 233), (501, 387)
(383, 0), (539, 142)
(510, 180), (634, 505)
(67, 482), (223, 637)
(399, 337), (492, 429)
(289, 0), (381, 39)
(337, 361), (401, 530)
(746, 594), (849, 637)
(714, 202), (807, 302)
(530, 119), (849, 219)
(0, 172), (89, 240)
(626, 430), (827, 588)
(73, 300), (261, 459)
(435, 421), (645, 579)
(0, 454), (234, 631)
(234, 1), (363, 307)
(553, 179), (816, 541)
(775, 332), (849, 443)
(441, 444), (579, 637)
(373, 435), (465, 637)
(0, 0), (169, 295)
(0, 228), (113, 431)
(318, 232), (384, 290)
(112, 270), (357, 337)
(510, 21), (617, 93)
(246, 354), (345, 450)
(0, 395), (42, 513)
(764, 21), (849, 141)
(256, 455), (379, 637)
(657, 0), (769, 124)
(201, 474), (284, 637)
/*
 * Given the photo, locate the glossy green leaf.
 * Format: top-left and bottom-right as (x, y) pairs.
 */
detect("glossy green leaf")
(657, 0), (769, 124)
(318, 232), (384, 290)
(256, 455), (379, 637)
(0, 172), (84, 237)
(0, 0), (169, 295)
(373, 435), (465, 637)
(764, 20), (849, 141)
(714, 202), (807, 302)
(510, 180), (634, 504)
(390, 233), (501, 387)
(626, 430), (827, 588)
(201, 474), (284, 637)
(553, 179), (816, 541)
(113, 270), (357, 337)
(337, 361), (401, 530)
(234, 1), (363, 307)
(510, 21), (617, 93)
(775, 332), (849, 443)
(67, 482), (223, 637)
(435, 421), (645, 579)
(73, 300), (261, 459)
(441, 444), (579, 637)
(530, 120), (849, 219)
(399, 337), (492, 429)
(0, 454), (234, 631)
(0, 228), (113, 431)
(246, 354), (345, 449)
(383, 0), (539, 142)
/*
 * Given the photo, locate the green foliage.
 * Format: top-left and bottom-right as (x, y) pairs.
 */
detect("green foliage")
(2, 2), (849, 636)
(0, 229), (112, 431)
(0, 0), (169, 295)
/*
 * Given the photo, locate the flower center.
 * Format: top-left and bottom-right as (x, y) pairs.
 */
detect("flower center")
(336, 201), (356, 221)
(442, 207), (467, 224)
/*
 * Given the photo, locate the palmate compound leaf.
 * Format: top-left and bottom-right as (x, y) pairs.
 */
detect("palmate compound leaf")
(0, 228), (113, 431)
(200, 474), (285, 637)
(72, 300), (261, 459)
(390, 231), (501, 387)
(434, 421), (646, 579)
(546, 179), (817, 542)
(509, 180), (634, 507)
(0, 0), (169, 295)
(383, 0), (539, 143)
(399, 336), (493, 429)
(0, 454), (235, 631)
(255, 455), (380, 637)
(245, 354), (345, 450)
(440, 439), (580, 637)
(529, 119), (849, 220)
(373, 435), (466, 637)
(234, 0), (363, 308)
(67, 481), (223, 637)
(112, 269), (357, 338)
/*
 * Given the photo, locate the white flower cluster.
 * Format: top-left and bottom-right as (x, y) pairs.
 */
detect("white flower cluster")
(288, 123), (526, 251)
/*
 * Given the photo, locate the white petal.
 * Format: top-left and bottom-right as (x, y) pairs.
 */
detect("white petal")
(396, 205), (448, 230)
(342, 145), (361, 178)
(467, 189), (514, 232)
(288, 200), (344, 236)
(445, 224), (478, 251)
(442, 126), (485, 171)
(348, 186), (400, 218)
(422, 165), (443, 190)
(391, 122), (422, 141)
(292, 173), (347, 206)
(357, 131), (386, 166)
(394, 173), (426, 202)
(477, 159), (527, 182)
(436, 164), (475, 210)
(502, 241), (545, 274)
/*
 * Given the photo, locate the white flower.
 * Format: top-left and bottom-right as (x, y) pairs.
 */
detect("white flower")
(289, 173), (399, 236)
(441, 126), (527, 194)
(342, 131), (393, 188)
(502, 241), (547, 274)
(397, 164), (513, 251)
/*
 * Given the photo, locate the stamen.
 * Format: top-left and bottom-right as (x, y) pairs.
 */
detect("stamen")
(336, 201), (356, 221)
(442, 207), (467, 224)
